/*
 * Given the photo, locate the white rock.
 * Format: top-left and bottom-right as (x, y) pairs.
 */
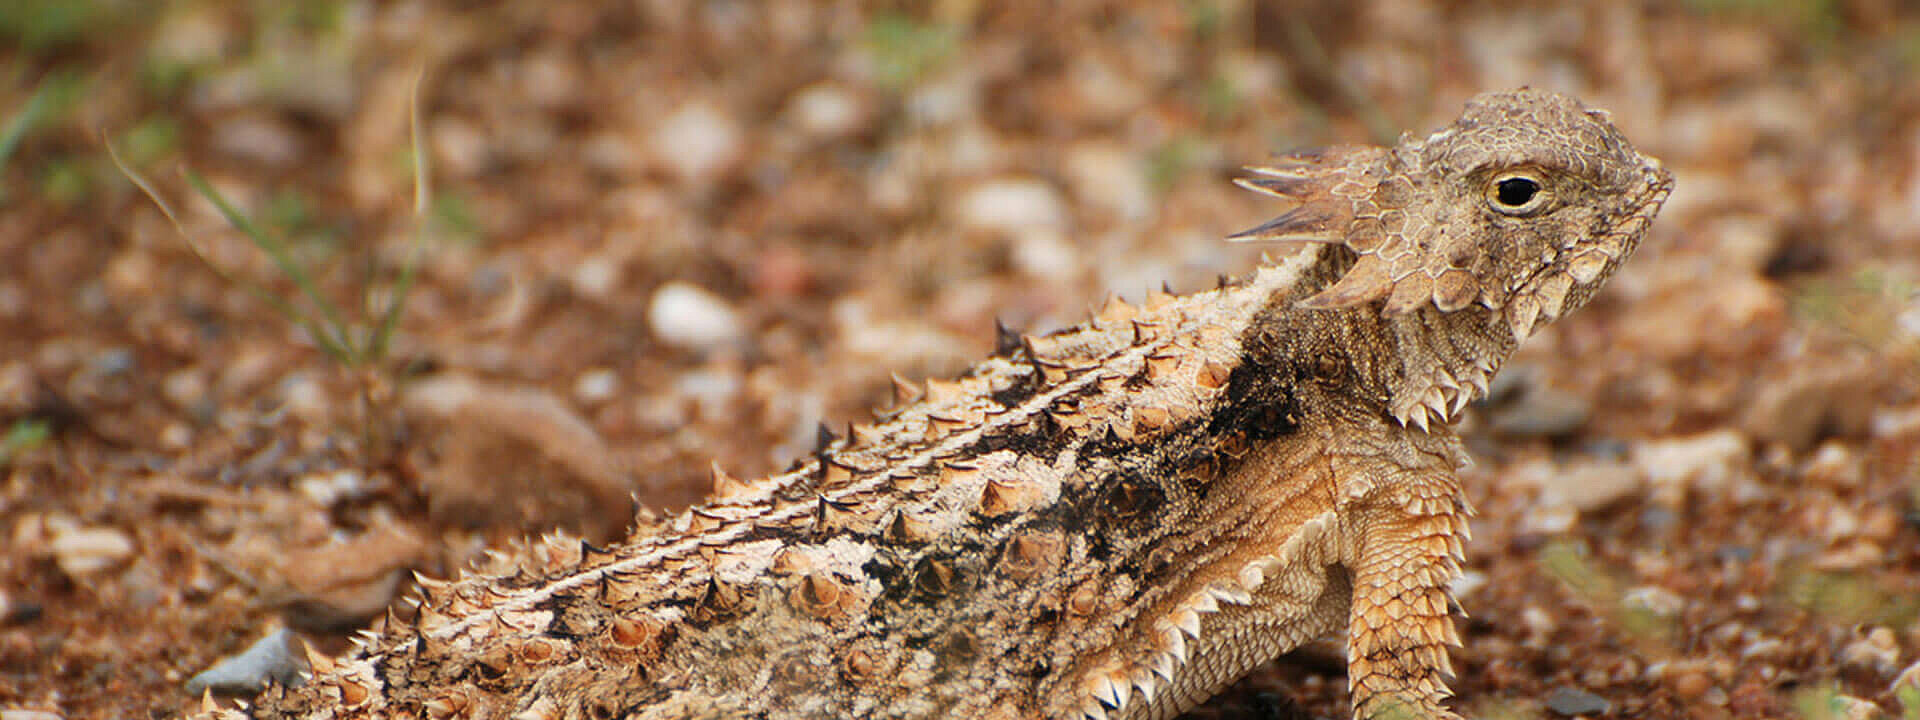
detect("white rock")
(653, 102), (742, 182)
(1065, 143), (1152, 221)
(943, 123), (1003, 175)
(295, 469), (365, 507)
(1633, 430), (1749, 494)
(1068, 56), (1146, 121)
(675, 369), (741, 419)
(213, 113), (303, 168)
(581, 131), (641, 174)
(158, 422), (193, 450)
(1010, 228), (1078, 281)
(277, 372), (330, 422)
(1544, 459), (1642, 512)
(788, 83), (865, 139)
(575, 368), (619, 403)
(432, 116), (492, 178)
(1, 710), (64, 720)
(149, 6), (224, 66)
(1622, 585), (1687, 618)
(957, 178), (1068, 235)
(162, 369), (208, 413)
(47, 523), (135, 577)
(184, 628), (306, 696)
(570, 256), (621, 300)
(905, 74), (975, 126)
(648, 282), (745, 351)
(1839, 627), (1901, 676)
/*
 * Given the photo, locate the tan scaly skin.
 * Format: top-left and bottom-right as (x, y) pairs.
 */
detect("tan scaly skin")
(194, 89), (1671, 720)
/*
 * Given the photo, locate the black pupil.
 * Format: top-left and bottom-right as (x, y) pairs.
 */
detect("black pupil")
(1496, 177), (1539, 206)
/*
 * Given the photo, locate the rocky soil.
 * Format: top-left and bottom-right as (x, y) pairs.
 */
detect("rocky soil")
(2, 2), (1918, 719)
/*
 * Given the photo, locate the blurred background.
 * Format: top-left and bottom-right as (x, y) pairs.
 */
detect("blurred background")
(1, 1), (1917, 718)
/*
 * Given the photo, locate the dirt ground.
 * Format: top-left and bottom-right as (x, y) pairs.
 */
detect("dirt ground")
(2, 2), (1919, 719)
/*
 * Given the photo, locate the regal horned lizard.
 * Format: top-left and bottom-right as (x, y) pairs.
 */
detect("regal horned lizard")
(199, 89), (1672, 720)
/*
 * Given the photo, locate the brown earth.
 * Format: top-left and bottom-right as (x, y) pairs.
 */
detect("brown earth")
(2, 2), (1919, 719)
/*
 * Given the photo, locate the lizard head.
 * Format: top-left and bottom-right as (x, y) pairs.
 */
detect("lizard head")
(1231, 88), (1674, 342)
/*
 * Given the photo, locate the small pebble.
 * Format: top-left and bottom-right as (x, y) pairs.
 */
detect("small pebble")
(673, 369), (741, 420)
(574, 368), (619, 403)
(648, 282), (745, 352)
(158, 422), (194, 450)
(184, 628), (308, 695)
(653, 102), (742, 183)
(1839, 627), (1901, 676)
(1068, 55), (1147, 121)
(1621, 585), (1687, 618)
(1819, 693), (1885, 720)
(1009, 228), (1078, 281)
(957, 178), (1068, 235)
(1891, 658), (1920, 695)
(47, 523), (135, 577)
(1538, 459), (1641, 514)
(570, 257), (622, 300)
(1545, 686), (1611, 716)
(788, 83), (866, 139)
(1489, 385), (1592, 437)
(294, 469), (366, 507)
(1671, 670), (1713, 700)
(1633, 430), (1749, 495)
(0, 710), (64, 720)
(213, 113), (304, 168)
(91, 347), (135, 375)
(1065, 143), (1152, 220)
(1740, 637), (1786, 660)
(0, 589), (41, 625)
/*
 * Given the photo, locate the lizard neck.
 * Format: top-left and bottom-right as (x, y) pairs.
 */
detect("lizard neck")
(1378, 301), (1517, 432)
(1287, 244), (1519, 432)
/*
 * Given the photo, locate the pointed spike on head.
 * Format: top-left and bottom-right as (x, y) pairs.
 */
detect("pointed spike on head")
(1534, 272), (1575, 320)
(1299, 256), (1394, 309)
(1433, 269), (1479, 312)
(1231, 172), (1319, 199)
(1226, 203), (1347, 243)
(1382, 272), (1434, 314)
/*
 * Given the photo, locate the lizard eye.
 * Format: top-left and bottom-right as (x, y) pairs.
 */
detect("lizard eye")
(1488, 174), (1546, 216)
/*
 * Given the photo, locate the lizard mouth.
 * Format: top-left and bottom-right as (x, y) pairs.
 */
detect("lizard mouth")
(1495, 158), (1674, 344)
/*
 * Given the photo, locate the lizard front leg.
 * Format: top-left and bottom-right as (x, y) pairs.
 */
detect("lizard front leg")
(1341, 463), (1472, 720)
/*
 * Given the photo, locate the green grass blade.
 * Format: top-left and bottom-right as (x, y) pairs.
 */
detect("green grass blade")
(0, 72), (60, 191)
(180, 167), (357, 360)
(370, 67), (431, 360)
(106, 138), (352, 362)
